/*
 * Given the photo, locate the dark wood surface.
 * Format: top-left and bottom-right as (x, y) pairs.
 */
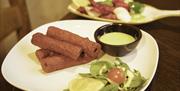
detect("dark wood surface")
(0, 0), (31, 41)
(0, 0), (31, 91)
(0, 0), (180, 91)
(9, 0), (32, 39)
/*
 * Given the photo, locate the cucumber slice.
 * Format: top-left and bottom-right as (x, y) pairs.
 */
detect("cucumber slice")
(69, 76), (105, 91)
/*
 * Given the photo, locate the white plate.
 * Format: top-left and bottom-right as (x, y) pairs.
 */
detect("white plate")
(1, 20), (159, 91)
(68, 3), (156, 25)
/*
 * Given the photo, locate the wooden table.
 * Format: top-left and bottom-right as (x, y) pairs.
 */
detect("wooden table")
(1, 0), (180, 91)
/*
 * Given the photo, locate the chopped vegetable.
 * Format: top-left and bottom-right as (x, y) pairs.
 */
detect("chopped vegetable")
(90, 61), (112, 76)
(112, 0), (129, 9)
(107, 68), (126, 84)
(99, 0), (113, 6)
(100, 84), (119, 91)
(68, 76), (105, 91)
(129, 2), (144, 14)
(65, 57), (146, 91)
(113, 7), (131, 22)
(75, 0), (145, 22)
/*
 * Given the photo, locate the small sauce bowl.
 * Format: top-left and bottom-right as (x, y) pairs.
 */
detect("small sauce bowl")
(94, 24), (142, 56)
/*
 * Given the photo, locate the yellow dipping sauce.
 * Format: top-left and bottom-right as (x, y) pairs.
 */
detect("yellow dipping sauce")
(99, 32), (135, 45)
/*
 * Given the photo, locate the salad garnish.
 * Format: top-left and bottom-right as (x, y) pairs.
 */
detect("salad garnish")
(64, 57), (146, 91)
(76, 0), (145, 22)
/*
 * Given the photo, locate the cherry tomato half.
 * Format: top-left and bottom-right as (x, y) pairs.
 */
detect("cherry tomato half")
(107, 68), (126, 84)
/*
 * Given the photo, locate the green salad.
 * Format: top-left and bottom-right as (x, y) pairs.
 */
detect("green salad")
(64, 56), (146, 91)
(74, 0), (145, 22)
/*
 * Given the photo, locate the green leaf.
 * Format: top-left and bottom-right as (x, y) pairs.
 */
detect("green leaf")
(79, 73), (109, 85)
(129, 2), (144, 14)
(95, 75), (107, 79)
(129, 70), (146, 88)
(90, 61), (112, 76)
(79, 73), (93, 78)
(115, 58), (130, 70)
(100, 84), (119, 91)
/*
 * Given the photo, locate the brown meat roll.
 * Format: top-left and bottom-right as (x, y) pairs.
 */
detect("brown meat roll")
(35, 49), (58, 59)
(32, 33), (82, 60)
(36, 49), (92, 73)
(47, 26), (102, 58)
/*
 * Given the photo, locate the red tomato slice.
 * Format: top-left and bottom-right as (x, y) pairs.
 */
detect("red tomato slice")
(107, 68), (126, 84)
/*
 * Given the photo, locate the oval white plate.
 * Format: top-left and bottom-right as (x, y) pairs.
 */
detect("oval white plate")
(1, 20), (159, 91)
(68, 3), (180, 25)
